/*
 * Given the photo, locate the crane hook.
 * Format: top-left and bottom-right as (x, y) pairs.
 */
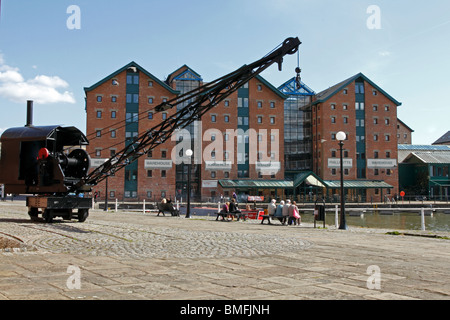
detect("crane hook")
(295, 67), (302, 90)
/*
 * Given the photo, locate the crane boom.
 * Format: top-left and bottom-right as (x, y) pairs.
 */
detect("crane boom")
(77, 37), (301, 191)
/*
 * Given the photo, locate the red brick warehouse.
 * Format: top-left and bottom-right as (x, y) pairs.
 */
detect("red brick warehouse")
(311, 73), (401, 202)
(85, 62), (286, 202)
(85, 62), (404, 203)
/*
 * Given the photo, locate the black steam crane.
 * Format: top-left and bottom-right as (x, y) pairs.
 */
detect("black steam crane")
(0, 37), (301, 223)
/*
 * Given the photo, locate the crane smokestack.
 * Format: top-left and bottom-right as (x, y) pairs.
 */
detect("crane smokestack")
(26, 100), (33, 127)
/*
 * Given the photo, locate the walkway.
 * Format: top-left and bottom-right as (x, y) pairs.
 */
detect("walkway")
(0, 201), (449, 301)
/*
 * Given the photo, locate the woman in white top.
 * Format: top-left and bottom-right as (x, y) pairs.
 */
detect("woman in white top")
(267, 199), (277, 216)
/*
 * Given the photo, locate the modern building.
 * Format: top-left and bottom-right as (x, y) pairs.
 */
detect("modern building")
(278, 77), (315, 180)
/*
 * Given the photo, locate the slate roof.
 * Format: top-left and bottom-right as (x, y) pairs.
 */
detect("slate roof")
(433, 131), (450, 145)
(312, 72), (402, 106)
(84, 61), (179, 94)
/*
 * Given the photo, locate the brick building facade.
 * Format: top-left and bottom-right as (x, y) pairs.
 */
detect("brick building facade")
(311, 73), (402, 201)
(85, 62), (286, 202)
(85, 62), (179, 201)
(85, 62), (404, 203)
(397, 119), (414, 144)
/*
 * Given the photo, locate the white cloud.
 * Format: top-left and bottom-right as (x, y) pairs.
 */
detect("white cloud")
(0, 69), (24, 83)
(28, 75), (70, 89)
(379, 51), (391, 57)
(0, 55), (75, 104)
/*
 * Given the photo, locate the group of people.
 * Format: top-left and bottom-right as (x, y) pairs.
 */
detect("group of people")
(219, 198), (241, 220)
(267, 199), (302, 226)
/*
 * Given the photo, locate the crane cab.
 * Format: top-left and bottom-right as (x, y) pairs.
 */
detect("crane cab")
(0, 101), (92, 222)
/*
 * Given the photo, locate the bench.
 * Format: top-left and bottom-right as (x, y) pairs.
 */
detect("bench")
(157, 203), (180, 217)
(260, 215), (284, 225)
(216, 211), (248, 221)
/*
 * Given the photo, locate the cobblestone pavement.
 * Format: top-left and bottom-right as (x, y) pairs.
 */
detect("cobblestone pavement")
(0, 201), (449, 301)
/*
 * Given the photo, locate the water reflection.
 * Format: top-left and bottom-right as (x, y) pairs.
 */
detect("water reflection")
(301, 211), (450, 232)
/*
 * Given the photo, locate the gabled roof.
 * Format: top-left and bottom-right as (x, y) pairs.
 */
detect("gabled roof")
(403, 152), (450, 164)
(255, 74), (288, 100)
(312, 72), (402, 106)
(166, 65), (202, 85)
(278, 78), (315, 96)
(293, 171), (326, 188)
(397, 118), (415, 133)
(433, 131), (450, 145)
(84, 61), (179, 94)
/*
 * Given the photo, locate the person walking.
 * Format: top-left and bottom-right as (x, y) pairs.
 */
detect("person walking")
(282, 199), (291, 225)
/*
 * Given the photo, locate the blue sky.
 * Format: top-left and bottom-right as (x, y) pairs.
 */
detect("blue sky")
(0, 0), (449, 144)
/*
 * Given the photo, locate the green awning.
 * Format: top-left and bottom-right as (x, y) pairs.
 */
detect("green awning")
(323, 180), (393, 189)
(293, 171), (326, 188)
(219, 178), (393, 190)
(218, 180), (293, 189)
(429, 180), (450, 187)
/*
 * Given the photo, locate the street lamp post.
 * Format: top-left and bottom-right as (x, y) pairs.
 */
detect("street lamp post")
(104, 174), (109, 212)
(185, 149), (193, 218)
(336, 131), (348, 230)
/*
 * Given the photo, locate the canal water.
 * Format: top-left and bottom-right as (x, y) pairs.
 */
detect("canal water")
(301, 210), (450, 232)
(182, 206), (450, 232)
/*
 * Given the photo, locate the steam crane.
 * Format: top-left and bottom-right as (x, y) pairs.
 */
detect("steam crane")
(0, 37), (301, 223)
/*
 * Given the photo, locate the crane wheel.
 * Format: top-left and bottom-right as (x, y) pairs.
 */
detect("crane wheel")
(77, 209), (89, 222)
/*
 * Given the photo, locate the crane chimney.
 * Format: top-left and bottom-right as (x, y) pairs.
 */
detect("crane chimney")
(26, 100), (33, 127)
